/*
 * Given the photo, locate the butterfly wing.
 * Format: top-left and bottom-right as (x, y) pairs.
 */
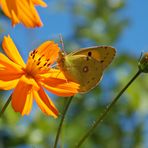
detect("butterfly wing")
(58, 52), (103, 93)
(69, 46), (116, 70)
(57, 46), (116, 93)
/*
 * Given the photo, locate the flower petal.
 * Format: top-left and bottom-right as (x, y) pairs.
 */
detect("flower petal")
(39, 69), (79, 96)
(41, 79), (79, 96)
(11, 76), (33, 116)
(16, 0), (43, 27)
(11, 10), (20, 26)
(21, 75), (40, 91)
(0, 53), (23, 71)
(2, 35), (26, 67)
(0, 53), (24, 81)
(0, 0), (13, 18)
(0, 79), (19, 90)
(32, 0), (47, 7)
(33, 87), (58, 118)
(0, 69), (23, 81)
(36, 41), (60, 65)
(0, 0), (43, 28)
(37, 68), (66, 80)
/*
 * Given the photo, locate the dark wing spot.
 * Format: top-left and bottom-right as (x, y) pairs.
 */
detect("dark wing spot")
(83, 66), (89, 72)
(88, 51), (92, 57)
(100, 60), (104, 63)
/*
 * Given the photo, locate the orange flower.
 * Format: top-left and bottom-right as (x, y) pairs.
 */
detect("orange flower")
(0, 0), (47, 28)
(0, 35), (79, 117)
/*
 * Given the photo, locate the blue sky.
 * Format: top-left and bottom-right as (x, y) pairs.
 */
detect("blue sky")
(0, 1), (148, 145)
(116, 0), (148, 56)
(0, 0), (148, 59)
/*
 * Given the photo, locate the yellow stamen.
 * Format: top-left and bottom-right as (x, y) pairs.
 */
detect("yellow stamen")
(25, 49), (51, 77)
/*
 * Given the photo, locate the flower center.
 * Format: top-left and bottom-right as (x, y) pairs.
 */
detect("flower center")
(25, 49), (51, 77)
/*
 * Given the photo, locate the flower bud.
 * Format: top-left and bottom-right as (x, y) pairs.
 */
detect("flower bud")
(139, 53), (148, 73)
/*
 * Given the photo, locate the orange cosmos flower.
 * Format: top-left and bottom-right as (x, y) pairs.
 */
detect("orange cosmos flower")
(0, 0), (47, 28)
(0, 35), (79, 117)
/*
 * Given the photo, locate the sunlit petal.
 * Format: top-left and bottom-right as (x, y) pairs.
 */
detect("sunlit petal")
(0, 79), (19, 90)
(0, 53), (23, 71)
(41, 79), (79, 96)
(0, 70), (23, 81)
(33, 87), (58, 118)
(38, 69), (79, 96)
(2, 35), (25, 67)
(0, 53), (24, 81)
(0, 0), (14, 18)
(17, 0), (43, 27)
(11, 76), (33, 115)
(22, 75), (40, 91)
(22, 91), (33, 115)
(36, 41), (60, 65)
(32, 0), (47, 7)
(0, 0), (44, 28)
(36, 69), (65, 80)
(25, 41), (60, 76)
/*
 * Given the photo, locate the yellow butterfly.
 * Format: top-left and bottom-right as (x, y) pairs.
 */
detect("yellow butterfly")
(57, 46), (116, 93)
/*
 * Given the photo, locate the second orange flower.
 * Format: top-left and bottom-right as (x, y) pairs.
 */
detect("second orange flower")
(0, 0), (47, 28)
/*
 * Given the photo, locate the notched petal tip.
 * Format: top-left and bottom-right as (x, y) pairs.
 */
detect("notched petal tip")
(32, 0), (47, 7)
(2, 35), (25, 67)
(35, 40), (60, 65)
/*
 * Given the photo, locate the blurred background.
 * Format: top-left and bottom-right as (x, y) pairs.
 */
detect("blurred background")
(0, 0), (148, 147)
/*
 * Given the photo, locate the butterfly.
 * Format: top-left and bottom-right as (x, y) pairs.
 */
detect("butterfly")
(57, 46), (116, 93)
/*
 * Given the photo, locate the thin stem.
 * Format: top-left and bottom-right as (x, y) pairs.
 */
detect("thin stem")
(76, 70), (142, 147)
(54, 96), (74, 148)
(0, 94), (12, 117)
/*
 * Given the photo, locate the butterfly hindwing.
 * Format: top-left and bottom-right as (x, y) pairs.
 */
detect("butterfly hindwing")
(58, 53), (103, 93)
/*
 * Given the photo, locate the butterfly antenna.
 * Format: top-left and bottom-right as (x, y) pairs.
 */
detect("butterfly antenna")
(51, 63), (58, 68)
(59, 34), (67, 55)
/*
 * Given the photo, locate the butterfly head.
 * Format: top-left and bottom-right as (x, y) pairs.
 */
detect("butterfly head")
(57, 51), (66, 68)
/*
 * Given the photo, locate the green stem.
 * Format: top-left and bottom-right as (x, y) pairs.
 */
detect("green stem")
(76, 70), (142, 147)
(54, 96), (74, 148)
(0, 94), (12, 117)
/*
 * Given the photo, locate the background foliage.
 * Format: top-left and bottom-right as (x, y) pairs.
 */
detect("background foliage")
(0, 0), (148, 148)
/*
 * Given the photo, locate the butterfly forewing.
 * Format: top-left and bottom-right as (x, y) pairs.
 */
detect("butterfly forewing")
(69, 46), (116, 70)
